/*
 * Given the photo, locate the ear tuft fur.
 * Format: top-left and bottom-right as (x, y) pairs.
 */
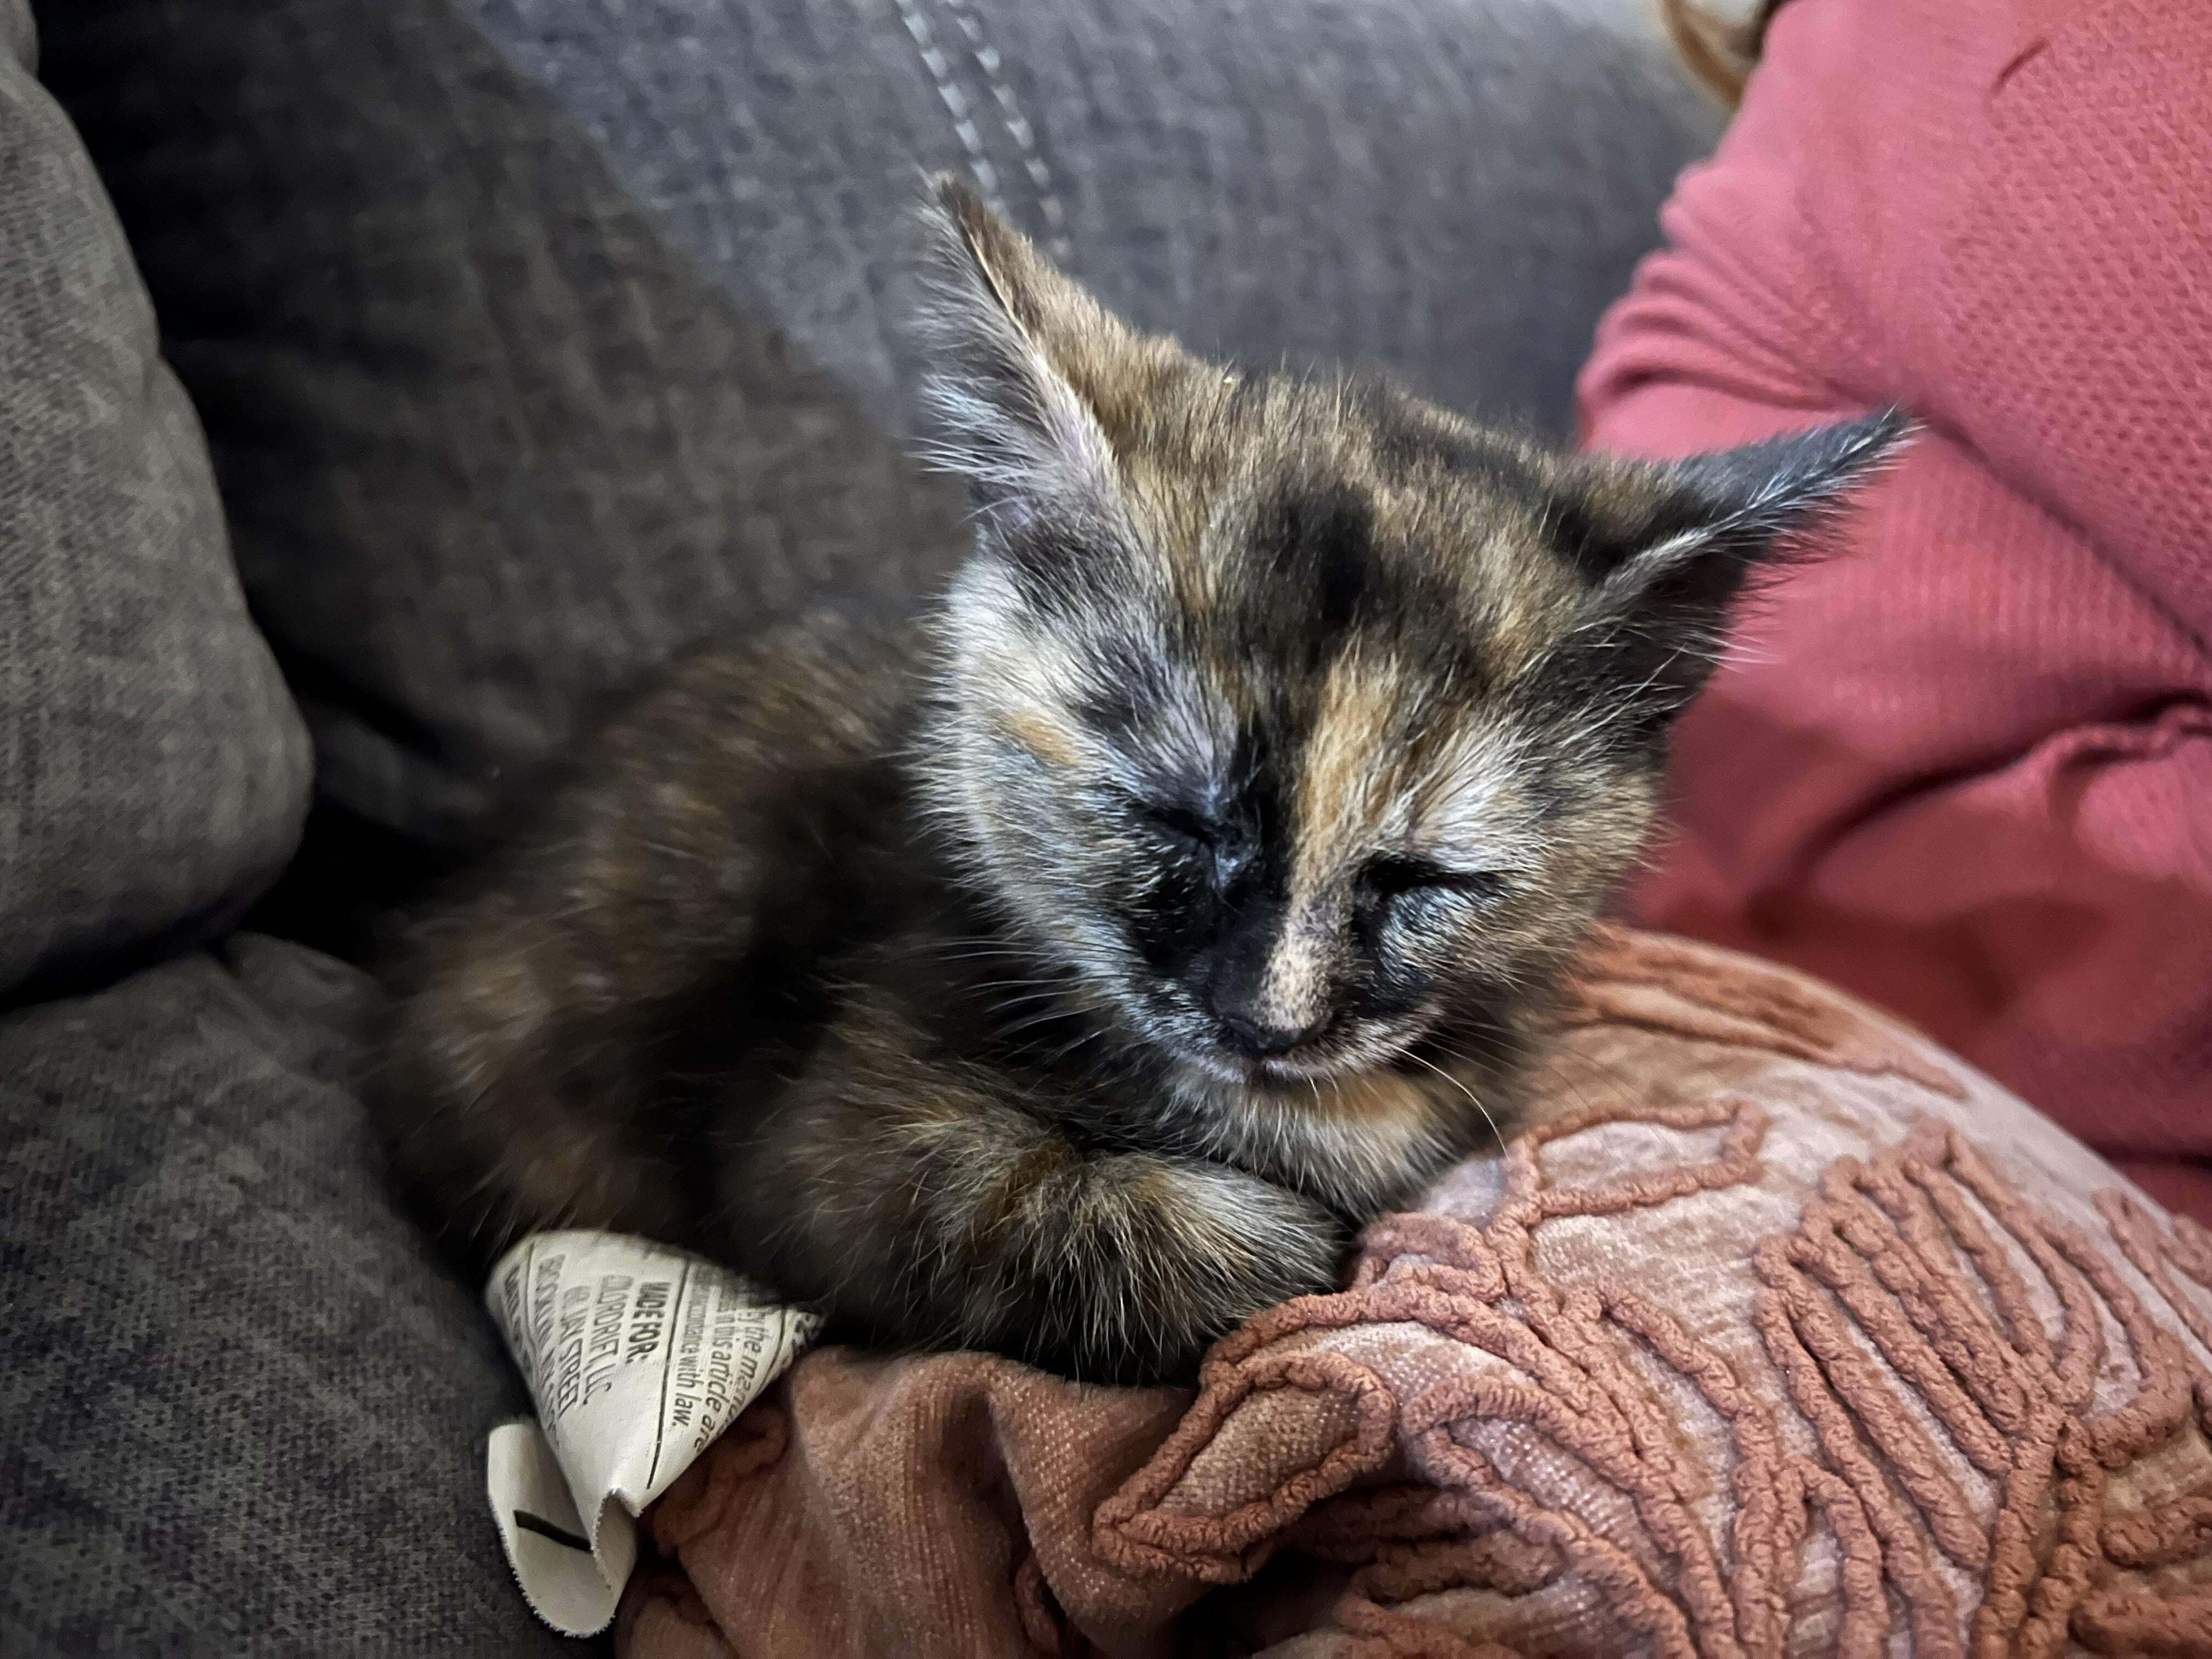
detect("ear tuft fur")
(1538, 408), (1913, 738)
(913, 174), (1133, 520)
(1661, 405), (1914, 562)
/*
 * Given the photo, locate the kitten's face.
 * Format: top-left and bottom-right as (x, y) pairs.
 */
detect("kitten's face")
(916, 180), (1902, 1088)
(931, 386), (1667, 1087)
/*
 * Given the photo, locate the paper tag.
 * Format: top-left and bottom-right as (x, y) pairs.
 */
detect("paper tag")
(482, 1231), (821, 1636)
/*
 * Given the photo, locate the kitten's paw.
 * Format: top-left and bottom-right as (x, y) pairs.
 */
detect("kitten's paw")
(1013, 1156), (1346, 1385)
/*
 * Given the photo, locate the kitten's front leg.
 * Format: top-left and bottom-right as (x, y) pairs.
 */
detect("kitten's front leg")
(728, 1045), (1348, 1384)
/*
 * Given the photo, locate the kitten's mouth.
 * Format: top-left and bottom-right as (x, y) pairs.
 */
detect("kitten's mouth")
(1167, 1041), (1336, 1089)
(1181, 1029), (1421, 1091)
(1245, 1052), (1340, 1086)
(1134, 988), (1429, 1090)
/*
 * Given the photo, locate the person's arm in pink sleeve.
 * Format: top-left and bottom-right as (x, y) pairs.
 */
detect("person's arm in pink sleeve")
(1576, 0), (2212, 1219)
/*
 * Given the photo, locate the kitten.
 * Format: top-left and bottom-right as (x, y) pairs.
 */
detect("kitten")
(373, 179), (1903, 1384)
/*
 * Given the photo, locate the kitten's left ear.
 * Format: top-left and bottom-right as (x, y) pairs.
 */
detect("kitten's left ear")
(916, 176), (1170, 520)
(1544, 408), (1913, 731)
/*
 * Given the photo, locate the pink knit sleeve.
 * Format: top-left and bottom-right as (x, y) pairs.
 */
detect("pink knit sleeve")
(1573, 0), (2212, 1221)
(1921, 0), (2212, 646)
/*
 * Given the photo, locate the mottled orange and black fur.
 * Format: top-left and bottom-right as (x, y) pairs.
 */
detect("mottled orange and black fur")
(374, 180), (1903, 1383)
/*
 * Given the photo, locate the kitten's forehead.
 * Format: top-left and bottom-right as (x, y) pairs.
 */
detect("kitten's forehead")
(955, 369), (1587, 866)
(1131, 375), (1581, 681)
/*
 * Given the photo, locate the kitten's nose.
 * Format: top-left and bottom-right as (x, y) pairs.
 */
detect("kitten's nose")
(1215, 1010), (1326, 1059)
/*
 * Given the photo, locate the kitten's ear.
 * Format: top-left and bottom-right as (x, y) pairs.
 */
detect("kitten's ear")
(1545, 409), (1912, 732)
(916, 176), (1159, 518)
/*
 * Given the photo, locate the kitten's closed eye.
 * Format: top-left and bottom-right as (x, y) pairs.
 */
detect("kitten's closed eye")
(1137, 801), (1256, 879)
(1362, 856), (1508, 909)
(1140, 803), (1223, 851)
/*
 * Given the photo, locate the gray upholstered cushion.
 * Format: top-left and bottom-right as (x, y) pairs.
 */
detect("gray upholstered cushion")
(0, 15), (548, 1646)
(0, 938), (572, 1657)
(0, 2), (309, 998)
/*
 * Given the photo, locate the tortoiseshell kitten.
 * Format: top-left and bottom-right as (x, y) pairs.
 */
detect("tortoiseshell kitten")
(375, 179), (1903, 1384)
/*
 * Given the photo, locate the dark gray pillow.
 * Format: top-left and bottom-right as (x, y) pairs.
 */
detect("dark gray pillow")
(0, 938), (575, 1656)
(0, 1), (310, 998)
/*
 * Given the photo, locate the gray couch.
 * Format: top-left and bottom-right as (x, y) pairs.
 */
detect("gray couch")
(0, 2), (1714, 1650)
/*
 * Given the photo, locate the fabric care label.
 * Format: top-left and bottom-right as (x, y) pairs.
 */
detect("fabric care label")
(482, 1232), (821, 1637)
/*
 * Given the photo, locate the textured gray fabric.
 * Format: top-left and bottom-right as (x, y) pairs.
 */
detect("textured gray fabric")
(0, 1), (310, 1000)
(0, 939), (575, 1658)
(466, 0), (1718, 438)
(41, 0), (1716, 874)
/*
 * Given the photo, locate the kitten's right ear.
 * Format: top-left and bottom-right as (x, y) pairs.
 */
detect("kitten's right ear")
(916, 176), (1151, 520)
